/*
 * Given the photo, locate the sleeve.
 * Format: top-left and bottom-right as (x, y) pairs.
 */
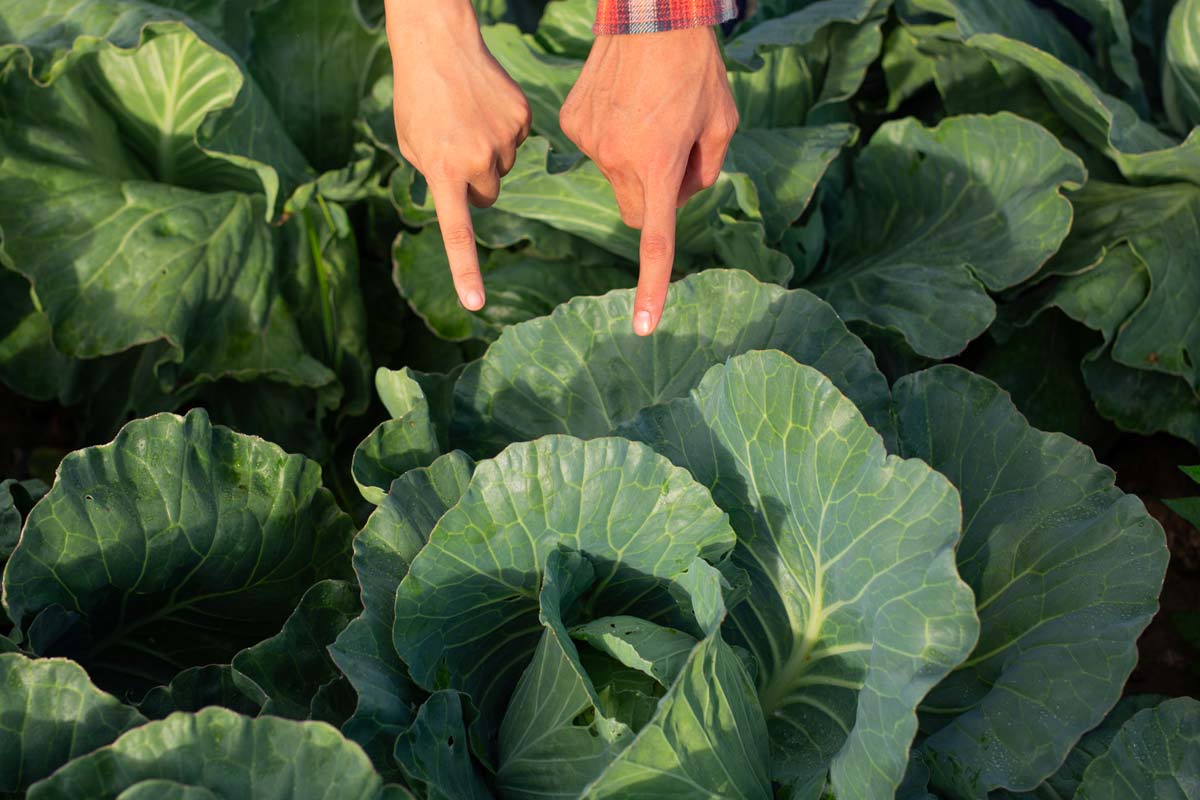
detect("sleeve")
(593, 0), (738, 35)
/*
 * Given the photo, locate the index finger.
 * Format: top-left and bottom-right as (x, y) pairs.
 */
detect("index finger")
(634, 176), (681, 336)
(429, 179), (485, 311)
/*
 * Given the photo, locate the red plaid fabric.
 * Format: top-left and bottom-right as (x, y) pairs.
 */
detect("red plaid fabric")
(593, 0), (736, 34)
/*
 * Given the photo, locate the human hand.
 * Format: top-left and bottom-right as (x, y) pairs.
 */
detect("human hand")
(560, 27), (738, 336)
(385, 0), (532, 310)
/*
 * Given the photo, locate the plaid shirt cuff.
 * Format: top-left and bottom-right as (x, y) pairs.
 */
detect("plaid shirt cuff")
(593, 0), (737, 34)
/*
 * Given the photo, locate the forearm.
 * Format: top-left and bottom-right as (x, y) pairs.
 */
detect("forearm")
(384, 0), (479, 45)
(593, 0), (737, 34)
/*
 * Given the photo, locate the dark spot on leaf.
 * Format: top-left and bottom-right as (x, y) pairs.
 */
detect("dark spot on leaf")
(1147, 352), (1160, 364)
(446, 736), (454, 748)
(84, 495), (93, 501)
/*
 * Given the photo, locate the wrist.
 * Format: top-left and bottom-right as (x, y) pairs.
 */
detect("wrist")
(597, 26), (716, 45)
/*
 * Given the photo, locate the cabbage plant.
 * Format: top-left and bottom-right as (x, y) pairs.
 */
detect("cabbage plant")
(327, 273), (1175, 799)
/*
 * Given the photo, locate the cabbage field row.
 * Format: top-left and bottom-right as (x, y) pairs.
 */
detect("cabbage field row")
(0, 0), (1198, 798)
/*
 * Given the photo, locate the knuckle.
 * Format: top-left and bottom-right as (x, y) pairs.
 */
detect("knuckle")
(465, 150), (495, 177)
(470, 187), (499, 209)
(640, 232), (672, 260)
(441, 226), (476, 250)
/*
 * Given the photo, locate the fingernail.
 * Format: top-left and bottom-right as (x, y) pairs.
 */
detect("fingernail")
(464, 290), (484, 311)
(634, 310), (653, 336)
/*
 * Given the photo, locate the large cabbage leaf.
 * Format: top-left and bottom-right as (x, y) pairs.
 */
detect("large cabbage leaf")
(625, 350), (979, 799)
(25, 708), (388, 800)
(0, 653), (147, 794)
(807, 113), (1085, 358)
(1, 409), (354, 697)
(893, 367), (1168, 797)
(1075, 697), (1200, 799)
(331, 452), (474, 772)
(452, 269), (893, 455)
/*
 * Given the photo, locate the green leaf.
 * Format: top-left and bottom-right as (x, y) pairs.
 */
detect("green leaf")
(1004, 191), (1200, 445)
(1165, 466), (1200, 528)
(963, 30), (1200, 183)
(1001, 695), (1168, 800)
(392, 435), (737, 741)
(2, 409), (354, 697)
(1076, 697), (1200, 800)
(376, 367), (431, 420)
(893, 366), (1168, 797)
(882, 25), (939, 111)
(535, 0), (594, 58)
(247, 0), (388, 171)
(280, 199), (373, 419)
(152, 0), (259, 57)
(137, 665), (260, 719)
(950, 0), (1103, 81)
(570, 616), (698, 687)
(0, 653), (146, 794)
(1020, 244), (1150, 342)
(25, 708), (385, 800)
(974, 311), (1112, 447)
(724, 0), (886, 70)
(724, 126), (856, 242)
(395, 691), (493, 800)
(497, 550), (771, 799)
(1082, 351), (1200, 447)
(114, 782), (221, 800)
(0, 2), (312, 216)
(231, 579), (361, 720)
(808, 113), (1085, 358)
(494, 549), (628, 797)
(1047, 182), (1200, 390)
(727, 14), (885, 127)
(1054, 0), (1143, 99)
(0, 267), (73, 402)
(624, 351), (978, 797)
(452, 269), (894, 456)
(1165, 0), (1200, 134)
(0, 477), (46, 563)
(331, 453), (473, 772)
(0, 64), (344, 413)
(391, 225), (633, 343)
(351, 368), (441, 504)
